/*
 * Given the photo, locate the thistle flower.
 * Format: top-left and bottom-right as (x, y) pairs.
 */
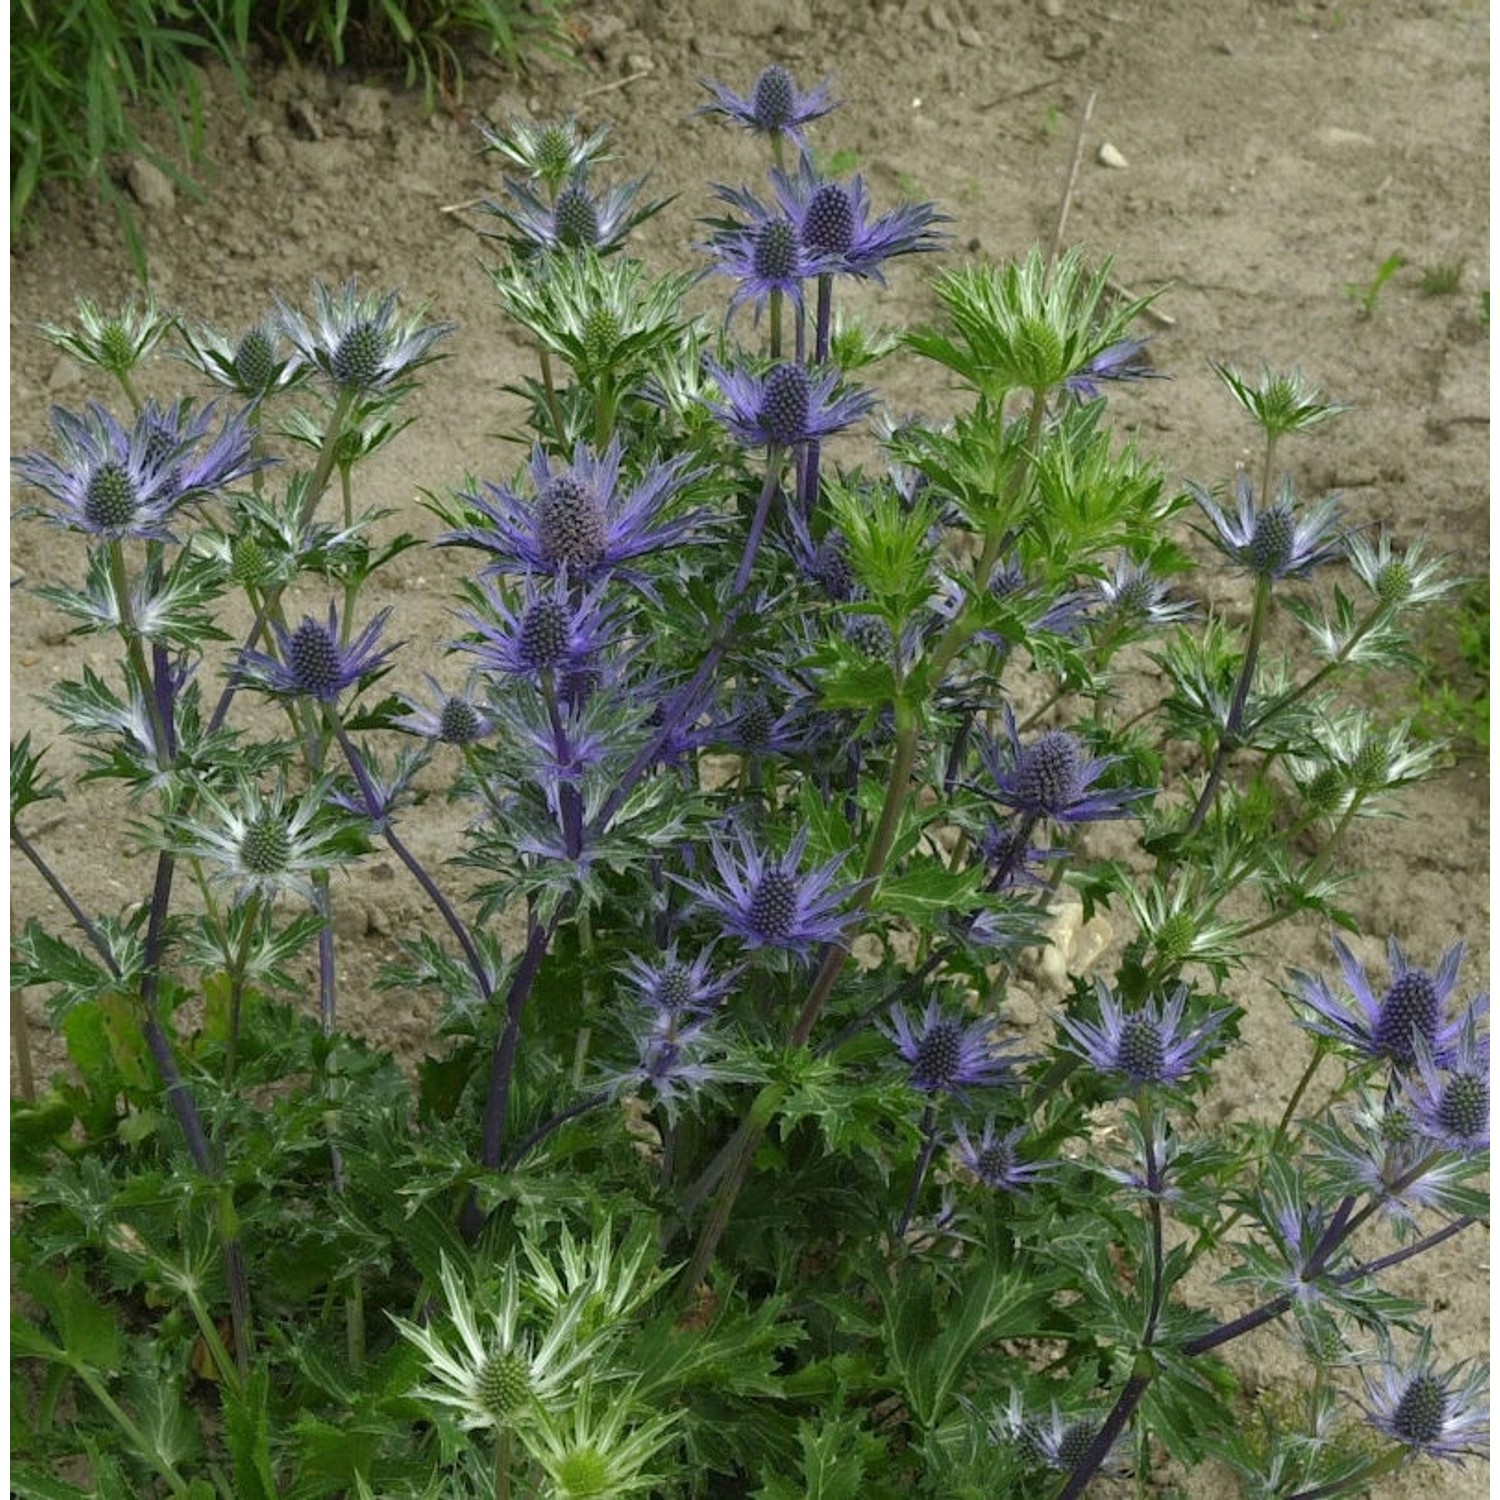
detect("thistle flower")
(617, 944), (738, 1021)
(765, 151), (948, 282)
(1344, 528), (1454, 609)
(951, 1119), (1051, 1193)
(522, 1378), (681, 1500)
(441, 437), (706, 584)
(236, 603), (396, 703)
(1063, 337), (1161, 401)
(36, 293), (173, 376)
(704, 358), (874, 448)
(1191, 471), (1343, 580)
(882, 997), (1024, 1097)
(1404, 1012), (1489, 1154)
(481, 171), (662, 255)
(174, 776), (354, 905)
(276, 279), (452, 394)
(1090, 554), (1195, 627)
(14, 399), (259, 542)
(1057, 980), (1232, 1089)
(391, 1255), (610, 1434)
(176, 317), (305, 398)
(978, 711), (1148, 825)
(1213, 362), (1350, 442)
(456, 573), (616, 681)
(1308, 1089), (1478, 1229)
(989, 1392), (1130, 1477)
(1361, 1335), (1489, 1465)
(697, 64), (838, 143)
(675, 825), (857, 956)
(479, 114), (615, 190)
(392, 674), (494, 746)
(704, 189), (841, 320)
(1291, 934), (1481, 1070)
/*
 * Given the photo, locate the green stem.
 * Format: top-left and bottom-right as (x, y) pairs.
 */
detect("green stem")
(769, 286), (783, 361)
(105, 541), (172, 768)
(495, 1427), (512, 1500)
(183, 1282), (243, 1397)
(346, 1272), (366, 1374)
(1240, 605), (1392, 741)
(538, 347), (567, 447)
(299, 387), (357, 532)
(113, 367), (144, 417)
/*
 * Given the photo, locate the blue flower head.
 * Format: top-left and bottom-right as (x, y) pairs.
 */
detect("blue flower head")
(1057, 980), (1231, 1089)
(14, 399), (259, 541)
(237, 603), (396, 703)
(698, 65), (838, 143)
(480, 171), (662, 256)
(442, 437), (705, 586)
(768, 152), (948, 283)
(979, 710), (1148, 826)
(1292, 934), (1484, 1071)
(882, 997), (1024, 1097)
(456, 572), (616, 682)
(276, 279), (451, 394)
(676, 825), (856, 957)
(704, 358), (874, 448)
(1192, 470), (1343, 580)
(1362, 1334), (1489, 1466)
(704, 187), (842, 321)
(951, 1119), (1051, 1193)
(1404, 1010), (1489, 1154)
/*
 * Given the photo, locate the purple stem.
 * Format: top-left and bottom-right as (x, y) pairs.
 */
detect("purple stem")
(11, 825), (119, 973)
(733, 452), (784, 597)
(1055, 1373), (1151, 1500)
(503, 1089), (611, 1170)
(895, 1104), (941, 1239)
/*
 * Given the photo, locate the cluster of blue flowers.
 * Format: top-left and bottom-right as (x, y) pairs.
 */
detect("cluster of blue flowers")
(10, 58), (1488, 1498)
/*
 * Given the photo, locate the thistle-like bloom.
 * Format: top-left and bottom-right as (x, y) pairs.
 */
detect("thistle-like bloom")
(1404, 1013), (1489, 1154)
(704, 189), (841, 320)
(1345, 528), (1454, 609)
(1191, 471), (1343, 580)
(1090, 554), (1196, 627)
(1063, 337), (1161, 401)
(176, 317), (306, 398)
(1292, 934), (1481, 1070)
(37, 293), (173, 376)
(1057, 980), (1232, 1089)
(175, 776), (353, 905)
(456, 573), (615, 681)
(978, 711), (1148, 825)
(764, 152), (948, 282)
(442, 437), (706, 584)
(882, 997), (1024, 1096)
(390, 1254), (609, 1435)
(951, 1119), (1051, 1193)
(522, 1378), (681, 1500)
(1213, 362), (1350, 441)
(990, 1392), (1130, 1478)
(704, 358), (874, 448)
(392, 674), (494, 746)
(276, 279), (452, 394)
(697, 64), (838, 142)
(481, 171), (662, 255)
(676, 825), (857, 956)
(617, 944), (738, 1021)
(14, 399), (259, 542)
(478, 114), (615, 189)
(236, 603), (396, 703)
(1362, 1336), (1489, 1465)
(1307, 1089), (1478, 1229)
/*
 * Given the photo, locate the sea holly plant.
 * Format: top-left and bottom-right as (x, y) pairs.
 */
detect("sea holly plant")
(10, 66), (1488, 1500)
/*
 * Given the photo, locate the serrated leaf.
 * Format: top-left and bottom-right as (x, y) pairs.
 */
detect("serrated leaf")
(19, 1264), (120, 1372)
(223, 1364), (278, 1500)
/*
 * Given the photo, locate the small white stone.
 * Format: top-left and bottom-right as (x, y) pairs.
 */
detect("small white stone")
(958, 24), (983, 46)
(1097, 141), (1129, 169)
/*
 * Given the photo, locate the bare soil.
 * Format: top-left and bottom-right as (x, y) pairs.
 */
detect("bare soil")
(8, 0), (1489, 1494)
